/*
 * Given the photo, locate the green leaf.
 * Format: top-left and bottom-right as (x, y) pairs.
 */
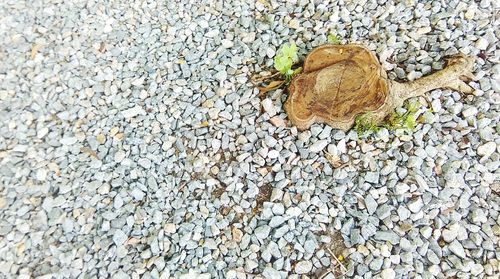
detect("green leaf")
(273, 56), (289, 74)
(274, 43), (299, 77)
(404, 114), (416, 129)
(281, 45), (298, 65)
(328, 34), (340, 44)
(406, 101), (418, 113)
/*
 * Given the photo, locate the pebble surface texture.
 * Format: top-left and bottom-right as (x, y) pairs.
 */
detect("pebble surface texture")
(0, 0), (499, 278)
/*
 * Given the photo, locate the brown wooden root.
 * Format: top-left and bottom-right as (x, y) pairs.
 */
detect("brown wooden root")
(392, 54), (475, 102)
(283, 44), (476, 132)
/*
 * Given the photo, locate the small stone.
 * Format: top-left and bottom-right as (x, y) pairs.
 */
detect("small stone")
(407, 70), (420, 81)
(427, 250), (440, 265)
(121, 105), (146, 119)
(286, 207), (302, 217)
(262, 99), (277, 117)
(164, 223), (176, 234)
(130, 188), (145, 200)
(114, 151), (126, 163)
(109, 127), (119, 136)
(407, 198), (423, 213)
(477, 142), (496, 158)
(60, 137), (77, 145)
(36, 169), (47, 181)
(232, 227), (243, 242)
(294, 260), (312, 274)
(113, 229), (128, 246)
(461, 107), (478, 118)
(267, 150), (279, 159)
(376, 204), (391, 219)
(420, 226), (432, 239)
(361, 223), (377, 239)
(395, 183), (410, 195)
(417, 26), (432, 35)
(369, 257), (383, 271)
(431, 99), (442, 112)
(112, 270), (130, 279)
(380, 268), (396, 279)
(465, 8), (475, 19)
(471, 264), (484, 276)
(337, 139), (347, 153)
(221, 39), (234, 48)
(245, 259), (258, 272)
(309, 140), (328, 153)
(442, 223), (460, 242)
(364, 195), (378, 214)
(254, 225), (271, 239)
(399, 238), (413, 251)
(96, 134), (106, 144)
(116, 246), (128, 258)
(365, 172), (379, 184)
(114, 195), (123, 209)
(471, 208), (487, 223)
(269, 216), (286, 228)
(448, 240), (466, 258)
(269, 117), (285, 127)
(263, 267), (281, 278)
(475, 37), (489, 50)
(138, 158), (152, 169)
(374, 231), (400, 244)
(37, 127), (49, 139)
(303, 239), (316, 254)
(289, 19), (300, 29)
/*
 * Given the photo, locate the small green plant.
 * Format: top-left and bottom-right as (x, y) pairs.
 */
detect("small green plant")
(354, 102), (421, 136)
(274, 43), (300, 81)
(354, 112), (380, 136)
(328, 33), (341, 44)
(385, 101), (418, 130)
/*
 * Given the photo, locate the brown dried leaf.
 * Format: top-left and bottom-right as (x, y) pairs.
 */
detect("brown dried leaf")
(325, 152), (342, 168)
(258, 80), (285, 96)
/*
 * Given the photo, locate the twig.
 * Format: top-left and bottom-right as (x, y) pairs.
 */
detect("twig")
(250, 72), (281, 86)
(326, 247), (348, 274)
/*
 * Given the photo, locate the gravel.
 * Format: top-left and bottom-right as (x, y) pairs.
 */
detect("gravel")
(294, 260), (313, 274)
(0, 0), (498, 278)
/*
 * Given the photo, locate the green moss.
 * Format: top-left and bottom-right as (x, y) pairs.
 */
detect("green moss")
(354, 112), (380, 136)
(385, 101), (419, 130)
(328, 33), (341, 44)
(354, 101), (422, 137)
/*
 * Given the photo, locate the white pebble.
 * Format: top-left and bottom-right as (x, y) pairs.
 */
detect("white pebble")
(121, 105), (146, 119)
(261, 99), (277, 117)
(475, 37), (489, 50)
(60, 137), (77, 145)
(309, 140), (329, 153)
